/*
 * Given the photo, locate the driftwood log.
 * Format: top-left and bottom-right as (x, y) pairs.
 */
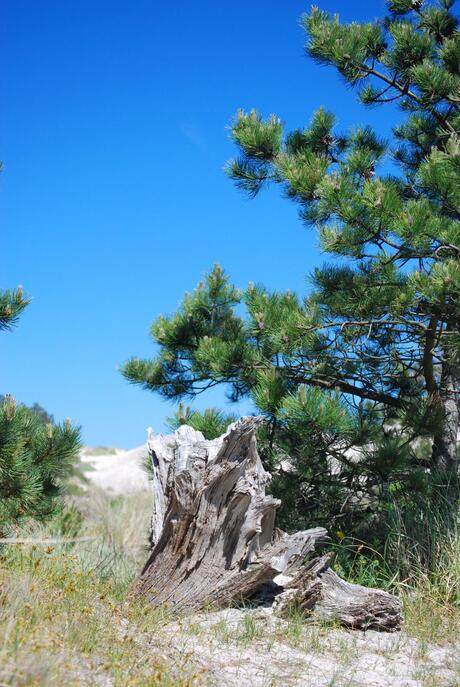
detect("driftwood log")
(133, 417), (403, 631)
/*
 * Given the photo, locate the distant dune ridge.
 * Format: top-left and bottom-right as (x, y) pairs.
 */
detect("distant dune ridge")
(80, 444), (150, 493)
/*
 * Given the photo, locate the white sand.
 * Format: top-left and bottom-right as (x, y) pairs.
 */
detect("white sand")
(80, 445), (150, 494)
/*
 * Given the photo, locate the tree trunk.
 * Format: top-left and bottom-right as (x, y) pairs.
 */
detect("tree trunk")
(133, 417), (402, 631)
(431, 358), (460, 502)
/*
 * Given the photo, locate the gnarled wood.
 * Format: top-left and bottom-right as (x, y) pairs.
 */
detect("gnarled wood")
(273, 553), (403, 631)
(134, 417), (403, 630)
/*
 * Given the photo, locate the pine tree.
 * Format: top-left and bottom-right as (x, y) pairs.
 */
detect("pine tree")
(0, 395), (81, 533)
(123, 1), (460, 541)
(0, 397), (54, 425)
(0, 287), (29, 331)
(123, 265), (387, 537)
(1, 189), (80, 533)
(227, 1), (460, 488)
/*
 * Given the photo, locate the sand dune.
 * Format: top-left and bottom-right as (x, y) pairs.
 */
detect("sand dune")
(80, 445), (150, 494)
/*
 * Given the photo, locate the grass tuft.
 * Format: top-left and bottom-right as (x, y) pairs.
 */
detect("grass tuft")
(0, 486), (200, 687)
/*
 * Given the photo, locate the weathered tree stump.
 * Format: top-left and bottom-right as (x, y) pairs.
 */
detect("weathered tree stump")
(133, 417), (403, 630)
(273, 553), (403, 631)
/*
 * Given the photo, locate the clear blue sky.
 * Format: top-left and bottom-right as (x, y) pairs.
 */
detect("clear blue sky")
(1, 0), (401, 447)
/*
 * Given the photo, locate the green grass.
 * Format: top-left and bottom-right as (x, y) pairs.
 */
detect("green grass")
(332, 526), (460, 645)
(400, 531), (460, 644)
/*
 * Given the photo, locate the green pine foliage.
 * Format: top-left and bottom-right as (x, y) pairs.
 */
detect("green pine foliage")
(165, 402), (237, 439)
(123, 1), (460, 557)
(227, 0), (460, 487)
(0, 395), (81, 534)
(0, 397), (54, 425)
(0, 287), (30, 331)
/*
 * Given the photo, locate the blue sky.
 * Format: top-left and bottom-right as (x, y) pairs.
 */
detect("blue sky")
(1, 0), (402, 447)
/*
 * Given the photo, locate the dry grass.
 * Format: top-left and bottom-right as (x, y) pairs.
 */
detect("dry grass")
(1, 485), (459, 686)
(399, 530), (460, 645)
(0, 487), (202, 687)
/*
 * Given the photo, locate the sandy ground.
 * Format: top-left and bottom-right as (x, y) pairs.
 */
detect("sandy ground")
(125, 607), (460, 687)
(80, 445), (150, 493)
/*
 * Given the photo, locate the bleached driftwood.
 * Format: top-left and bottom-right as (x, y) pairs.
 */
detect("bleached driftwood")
(273, 553), (403, 631)
(134, 417), (403, 630)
